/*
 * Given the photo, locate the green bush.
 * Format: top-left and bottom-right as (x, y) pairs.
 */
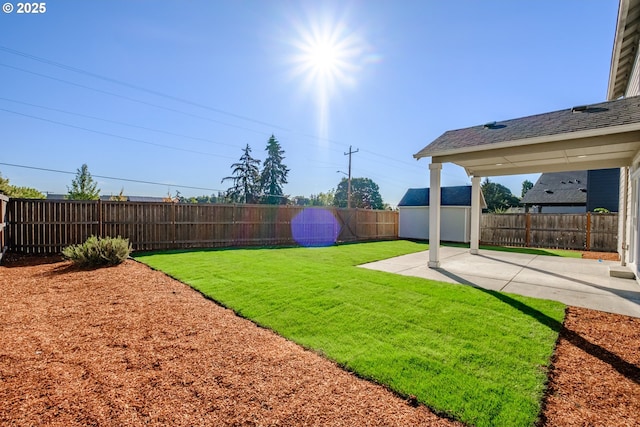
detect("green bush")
(62, 235), (131, 267)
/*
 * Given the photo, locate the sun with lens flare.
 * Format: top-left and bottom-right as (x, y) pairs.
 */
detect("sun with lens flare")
(289, 14), (370, 142)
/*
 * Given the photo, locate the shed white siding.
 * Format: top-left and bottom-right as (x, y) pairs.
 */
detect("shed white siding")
(399, 206), (471, 242)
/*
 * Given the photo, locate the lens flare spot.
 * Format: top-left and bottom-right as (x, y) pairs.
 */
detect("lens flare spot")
(291, 208), (340, 247)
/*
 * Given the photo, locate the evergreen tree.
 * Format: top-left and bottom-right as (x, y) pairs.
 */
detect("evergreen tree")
(222, 144), (261, 203)
(67, 164), (100, 200)
(260, 134), (289, 204)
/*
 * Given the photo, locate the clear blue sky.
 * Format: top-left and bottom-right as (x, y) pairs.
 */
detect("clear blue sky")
(1, 0), (619, 206)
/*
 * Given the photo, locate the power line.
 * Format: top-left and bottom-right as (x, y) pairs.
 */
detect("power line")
(0, 63), (271, 136)
(0, 107), (237, 159)
(0, 48), (425, 171)
(0, 97), (242, 150)
(0, 45), (436, 181)
(0, 162), (225, 193)
(0, 45), (290, 131)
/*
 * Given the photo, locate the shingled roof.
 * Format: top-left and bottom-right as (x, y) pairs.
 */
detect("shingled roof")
(520, 171), (588, 206)
(414, 95), (640, 159)
(398, 186), (487, 208)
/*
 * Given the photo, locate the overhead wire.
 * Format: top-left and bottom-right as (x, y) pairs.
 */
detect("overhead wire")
(0, 162), (226, 193)
(0, 46), (452, 200)
(0, 45), (290, 131)
(0, 46), (428, 173)
(0, 97), (243, 150)
(0, 63), (272, 136)
(0, 107), (237, 159)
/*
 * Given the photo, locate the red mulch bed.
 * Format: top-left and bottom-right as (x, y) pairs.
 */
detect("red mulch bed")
(581, 251), (621, 261)
(1, 256), (638, 426)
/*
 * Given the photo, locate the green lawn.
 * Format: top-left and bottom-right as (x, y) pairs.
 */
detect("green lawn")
(135, 241), (566, 427)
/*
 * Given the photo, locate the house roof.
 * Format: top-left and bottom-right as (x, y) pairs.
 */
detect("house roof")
(415, 96), (640, 158)
(520, 171), (588, 206)
(398, 186), (487, 208)
(608, 0), (640, 100)
(127, 196), (166, 203)
(46, 194), (167, 202)
(46, 193), (66, 200)
(413, 96), (640, 177)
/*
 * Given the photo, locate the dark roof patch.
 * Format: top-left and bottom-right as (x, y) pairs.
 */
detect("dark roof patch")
(521, 171), (589, 205)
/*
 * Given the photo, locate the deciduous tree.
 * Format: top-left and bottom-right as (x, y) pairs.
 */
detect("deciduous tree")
(333, 177), (383, 209)
(481, 178), (520, 212)
(0, 172), (45, 199)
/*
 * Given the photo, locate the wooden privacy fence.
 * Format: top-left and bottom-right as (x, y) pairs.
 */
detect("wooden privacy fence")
(480, 213), (618, 252)
(0, 194), (7, 261)
(6, 199), (398, 254)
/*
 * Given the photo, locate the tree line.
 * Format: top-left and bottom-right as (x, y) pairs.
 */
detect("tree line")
(0, 159), (531, 212)
(481, 177), (534, 212)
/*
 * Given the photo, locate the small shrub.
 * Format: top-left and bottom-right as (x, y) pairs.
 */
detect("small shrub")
(62, 235), (131, 267)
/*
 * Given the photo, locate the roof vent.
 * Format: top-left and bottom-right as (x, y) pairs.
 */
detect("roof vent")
(579, 188), (587, 192)
(561, 181), (566, 184)
(575, 179), (581, 183)
(572, 105), (588, 113)
(544, 189), (554, 194)
(483, 121), (497, 129)
(568, 180), (574, 184)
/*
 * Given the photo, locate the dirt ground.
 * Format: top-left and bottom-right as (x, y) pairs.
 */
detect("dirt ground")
(581, 251), (621, 261)
(0, 256), (638, 427)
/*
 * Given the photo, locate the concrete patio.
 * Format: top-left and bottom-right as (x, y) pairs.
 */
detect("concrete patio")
(360, 246), (640, 318)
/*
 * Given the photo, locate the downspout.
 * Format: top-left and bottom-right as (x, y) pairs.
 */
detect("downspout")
(621, 166), (629, 266)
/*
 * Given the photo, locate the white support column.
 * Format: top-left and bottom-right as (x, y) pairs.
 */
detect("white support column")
(428, 162), (442, 268)
(470, 175), (481, 255)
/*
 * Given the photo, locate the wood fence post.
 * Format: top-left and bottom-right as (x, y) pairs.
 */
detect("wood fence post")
(97, 199), (102, 238)
(172, 202), (176, 247)
(586, 212), (591, 251)
(525, 213), (531, 247)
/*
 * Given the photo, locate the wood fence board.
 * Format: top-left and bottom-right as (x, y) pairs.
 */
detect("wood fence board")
(0, 195), (8, 262)
(481, 213), (618, 252)
(6, 200), (398, 253)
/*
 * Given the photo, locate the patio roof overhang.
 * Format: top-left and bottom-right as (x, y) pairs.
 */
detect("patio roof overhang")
(415, 123), (640, 177)
(414, 94), (640, 177)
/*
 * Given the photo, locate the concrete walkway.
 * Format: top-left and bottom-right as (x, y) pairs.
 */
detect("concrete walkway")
(360, 246), (640, 318)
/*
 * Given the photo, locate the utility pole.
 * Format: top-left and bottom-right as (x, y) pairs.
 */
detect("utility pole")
(344, 145), (359, 209)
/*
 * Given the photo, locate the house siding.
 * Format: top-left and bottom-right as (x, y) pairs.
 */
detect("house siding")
(617, 39), (640, 266)
(626, 41), (640, 97)
(587, 169), (620, 212)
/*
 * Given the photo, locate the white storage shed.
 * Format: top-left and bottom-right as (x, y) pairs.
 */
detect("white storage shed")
(398, 186), (486, 243)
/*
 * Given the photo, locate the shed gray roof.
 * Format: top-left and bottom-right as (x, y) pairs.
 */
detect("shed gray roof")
(414, 96), (640, 158)
(399, 186), (486, 208)
(520, 171), (588, 206)
(127, 196), (166, 203)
